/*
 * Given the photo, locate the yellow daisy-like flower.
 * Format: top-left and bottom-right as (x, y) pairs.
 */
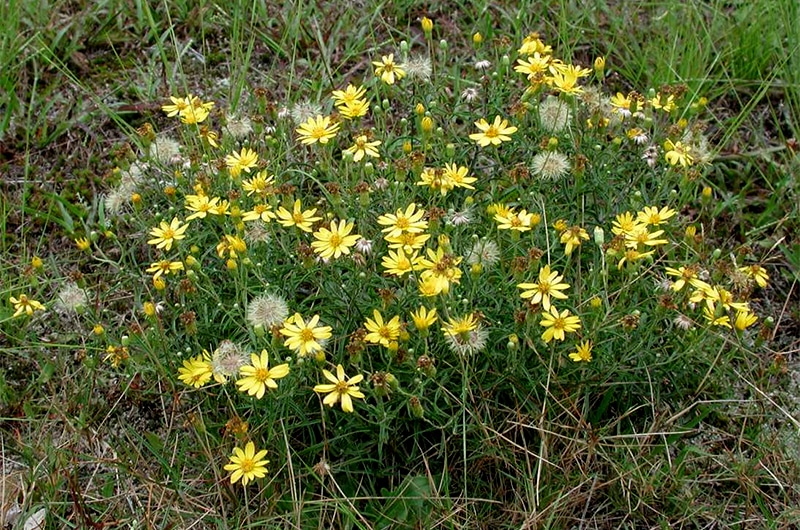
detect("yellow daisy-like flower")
(468, 116), (518, 147)
(517, 264), (570, 311)
(241, 203), (277, 223)
(313, 364), (365, 413)
(443, 163), (477, 189)
(547, 65), (584, 95)
(665, 265), (709, 292)
(569, 340), (593, 362)
(241, 171), (275, 198)
(539, 306), (582, 343)
(177, 354), (213, 388)
(236, 350), (290, 399)
(377, 203), (428, 238)
(385, 231), (431, 254)
(226, 147), (259, 179)
(9, 294), (45, 318)
(734, 309), (759, 331)
(739, 264), (769, 288)
(611, 212), (641, 236)
(560, 226), (589, 256)
(147, 217), (189, 251)
(664, 139), (693, 167)
(343, 135), (381, 162)
(416, 167), (454, 196)
(381, 248), (422, 277)
(161, 95), (191, 117)
(296, 115), (339, 145)
(514, 52), (552, 79)
(624, 226), (669, 249)
(224, 442), (269, 486)
(185, 194), (222, 221)
(339, 99), (370, 120)
(363, 309), (401, 347)
(372, 54), (406, 85)
(410, 306), (438, 332)
(494, 208), (539, 232)
(637, 205), (676, 226)
(280, 313), (332, 357)
(311, 219), (361, 260)
(75, 237), (91, 251)
(702, 306), (731, 329)
(331, 84), (367, 107)
(275, 199), (322, 232)
(442, 313), (478, 337)
(650, 93), (677, 112)
(146, 260), (184, 279)
(216, 234), (247, 259)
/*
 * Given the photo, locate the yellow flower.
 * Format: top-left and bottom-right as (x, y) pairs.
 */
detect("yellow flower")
(469, 116), (518, 147)
(443, 163), (476, 189)
(377, 203), (428, 238)
(339, 99), (370, 120)
(734, 309), (759, 331)
(9, 294), (45, 318)
(331, 84), (367, 108)
(161, 95), (191, 117)
(416, 167), (454, 196)
(313, 364), (365, 413)
(442, 313), (478, 337)
(418, 247), (463, 294)
(311, 220), (361, 260)
(494, 208), (539, 232)
(242, 203), (277, 223)
(236, 350), (290, 399)
(518, 32), (552, 55)
(514, 53), (552, 79)
(637, 206), (676, 226)
(226, 147), (259, 178)
(75, 237), (91, 251)
(343, 135), (381, 162)
(547, 65), (584, 95)
(276, 199), (322, 232)
(624, 226), (669, 249)
(185, 194), (221, 220)
(665, 265), (709, 292)
(410, 306), (438, 332)
(364, 310), (401, 347)
(539, 306), (581, 343)
(569, 340), (593, 362)
(702, 306), (731, 328)
(146, 260), (184, 279)
(381, 248), (422, 277)
(224, 442), (269, 486)
(177, 354), (213, 388)
(199, 126), (219, 147)
(517, 264), (570, 310)
(664, 139), (693, 167)
(147, 217), (189, 251)
(739, 264), (769, 288)
(216, 234), (247, 259)
(611, 212), (641, 236)
(385, 231), (431, 254)
(650, 93), (677, 112)
(241, 171), (274, 198)
(280, 313), (332, 357)
(560, 226), (589, 255)
(296, 115), (339, 145)
(372, 54), (406, 85)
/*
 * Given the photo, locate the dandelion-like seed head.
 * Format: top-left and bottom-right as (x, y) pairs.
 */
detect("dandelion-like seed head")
(55, 282), (88, 313)
(211, 340), (248, 381)
(290, 100), (324, 126)
(404, 54), (432, 82)
(465, 239), (500, 268)
(449, 209), (473, 226)
(642, 145), (659, 168)
(474, 60), (492, 70)
(531, 151), (570, 180)
(355, 238), (373, 255)
(538, 96), (572, 133)
(673, 314), (695, 330)
(244, 222), (272, 245)
(247, 293), (289, 329)
(461, 87), (480, 102)
(579, 85), (609, 114)
(104, 186), (130, 215)
(224, 115), (253, 138)
(148, 137), (182, 165)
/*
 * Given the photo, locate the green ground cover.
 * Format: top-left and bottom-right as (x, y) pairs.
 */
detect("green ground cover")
(2, 1), (800, 528)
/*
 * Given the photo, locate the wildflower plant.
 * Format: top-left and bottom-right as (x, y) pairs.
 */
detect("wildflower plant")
(26, 19), (783, 527)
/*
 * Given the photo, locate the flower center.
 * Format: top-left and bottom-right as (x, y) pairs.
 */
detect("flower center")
(254, 368), (269, 382)
(485, 126), (500, 138)
(329, 234), (342, 247)
(162, 228), (175, 239)
(240, 459), (255, 473)
(300, 329), (315, 342)
(553, 317), (566, 330)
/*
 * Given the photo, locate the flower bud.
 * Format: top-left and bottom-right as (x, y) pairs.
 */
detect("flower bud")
(472, 32), (483, 47)
(421, 17), (433, 36)
(593, 56), (605, 77)
(409, 396), (425, 418)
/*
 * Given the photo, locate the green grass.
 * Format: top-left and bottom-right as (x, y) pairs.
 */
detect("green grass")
(2, 1), (800, 529)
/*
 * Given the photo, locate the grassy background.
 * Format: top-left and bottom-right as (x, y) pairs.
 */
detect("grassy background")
(2, 0), (800, 528)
